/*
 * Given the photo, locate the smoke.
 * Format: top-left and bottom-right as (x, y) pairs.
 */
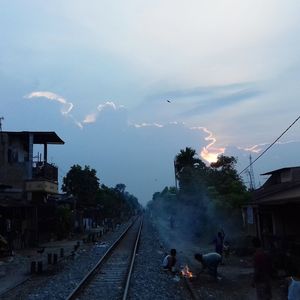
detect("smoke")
(148, 189), (244, 261)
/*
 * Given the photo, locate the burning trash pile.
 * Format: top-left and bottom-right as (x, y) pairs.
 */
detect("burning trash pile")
(180, 265), (194, 279)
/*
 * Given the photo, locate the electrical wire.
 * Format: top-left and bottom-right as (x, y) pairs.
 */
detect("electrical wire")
(239, 115), (300, 175)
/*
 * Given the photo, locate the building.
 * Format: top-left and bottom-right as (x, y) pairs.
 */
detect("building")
(0, 131), (64, 199)
(244, 167), (300, 270)
(0, 131), (64, 249)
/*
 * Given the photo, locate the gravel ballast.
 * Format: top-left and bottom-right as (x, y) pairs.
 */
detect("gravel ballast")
(128, 215), (193, 300)
(1, 221), (132, 300)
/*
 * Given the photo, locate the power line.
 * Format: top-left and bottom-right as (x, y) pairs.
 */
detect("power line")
(239, 115), (300, 175)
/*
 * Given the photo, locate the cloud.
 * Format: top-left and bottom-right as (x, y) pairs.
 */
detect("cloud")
(238, 140), (299, 154)
(179, 84), (262, 117)
(83, 101), (125, 124)
(190, 126), (225, 163)
(83, 113), (97, 124)
(25, 91), (73, 115)
(148, 82), (254, 101)
(25, 93), (126, 128)
(133, 121), (224, 164)
(97, 101), (119, 112)
(25, 91), (83, 128)
(134, 122), (163, 128)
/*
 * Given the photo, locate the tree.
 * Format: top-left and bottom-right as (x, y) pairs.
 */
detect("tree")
(174, 147), (207, 194)
(96, 184), (140, 219)
(62, 164), (100, 208)
(209, 155), (249, 209)
(115, 183), (126, 195)
(175, 147), (198, 174)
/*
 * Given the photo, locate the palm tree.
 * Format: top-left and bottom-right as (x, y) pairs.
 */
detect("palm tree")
(175, 147), (197, 174)
(174, 147), (207, 194)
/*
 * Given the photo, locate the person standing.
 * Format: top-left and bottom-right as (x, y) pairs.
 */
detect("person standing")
(252, 237), (272, 300)
(213, 230), (225, 255)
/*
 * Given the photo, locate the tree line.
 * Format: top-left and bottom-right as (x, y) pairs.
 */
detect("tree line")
(62, 164), (141, 218)
(50, 164), (141, 239)
(147, 147), (250, 238)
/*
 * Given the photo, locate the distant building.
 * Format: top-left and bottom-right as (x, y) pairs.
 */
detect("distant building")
(0, 131), (64, 249)
(243, 167), (300, 269)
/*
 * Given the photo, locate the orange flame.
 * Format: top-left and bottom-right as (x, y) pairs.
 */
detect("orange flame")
(181, 265), (193, 278)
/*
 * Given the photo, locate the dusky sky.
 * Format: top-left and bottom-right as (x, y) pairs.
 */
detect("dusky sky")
(1, 1), (299, 205)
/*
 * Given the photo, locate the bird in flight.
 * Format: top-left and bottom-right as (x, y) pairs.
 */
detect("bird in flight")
(166, 100), (171, 103)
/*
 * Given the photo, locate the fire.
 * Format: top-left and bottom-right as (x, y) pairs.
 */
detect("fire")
(181, 265), (193, 278)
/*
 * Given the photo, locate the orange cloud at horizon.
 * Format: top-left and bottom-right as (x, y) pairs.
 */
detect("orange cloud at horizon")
(190, 126), (225, 164)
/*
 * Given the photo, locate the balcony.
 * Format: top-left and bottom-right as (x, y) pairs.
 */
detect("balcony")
(25, 180), (58, 194)
(32, 162), (58, 182)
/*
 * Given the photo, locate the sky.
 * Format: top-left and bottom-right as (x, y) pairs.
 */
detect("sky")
(1, 0), (300, 205)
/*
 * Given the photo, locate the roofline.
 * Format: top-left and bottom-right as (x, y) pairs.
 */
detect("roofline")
(261, 166), (300, 176)
(1, 131), (64, 144)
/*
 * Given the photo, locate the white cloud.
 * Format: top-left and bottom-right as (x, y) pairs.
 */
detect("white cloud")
(24, 91), (82, 128)
(25, 91), (73, 114)
(83, 113), (97, 124)
(63, 0), (300, 85)
(134, 122), (163, 128)
(238, 140), (299, 154)
(97, 102), (124, 112)
(82, 102), (125, 125)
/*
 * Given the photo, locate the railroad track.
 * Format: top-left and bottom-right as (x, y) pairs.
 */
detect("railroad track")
(184, 276), (202, 300)
(66, 216), (143, 300)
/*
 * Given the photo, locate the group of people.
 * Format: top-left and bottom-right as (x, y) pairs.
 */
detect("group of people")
(162, 231), (300, 300)
(162, 230), (226, 279)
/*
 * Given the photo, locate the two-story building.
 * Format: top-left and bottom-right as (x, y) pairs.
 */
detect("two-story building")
(0, 131), (64, 249)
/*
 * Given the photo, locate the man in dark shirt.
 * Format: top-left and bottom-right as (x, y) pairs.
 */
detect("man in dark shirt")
(252, 237), (272, 300)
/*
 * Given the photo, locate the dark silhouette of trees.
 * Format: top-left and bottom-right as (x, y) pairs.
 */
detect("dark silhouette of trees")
(62, 164), (100, 207)
(174, 147), (207, 195)
(96, 184), (141, 219)
(209, 155), (249, 209)
(148, 148), (250, 237)
(62, 165), (141, 218)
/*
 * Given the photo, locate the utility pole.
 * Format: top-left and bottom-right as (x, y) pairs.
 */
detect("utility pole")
(249, 154), (256, 190)
(0, 116), (4, 132)
(173, 159), (178, 192)
(0, 117), (4, 145)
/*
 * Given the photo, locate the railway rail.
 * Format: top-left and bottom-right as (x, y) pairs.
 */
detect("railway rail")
(184, 276), (202, 300)
(66, 216), (143, 300)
